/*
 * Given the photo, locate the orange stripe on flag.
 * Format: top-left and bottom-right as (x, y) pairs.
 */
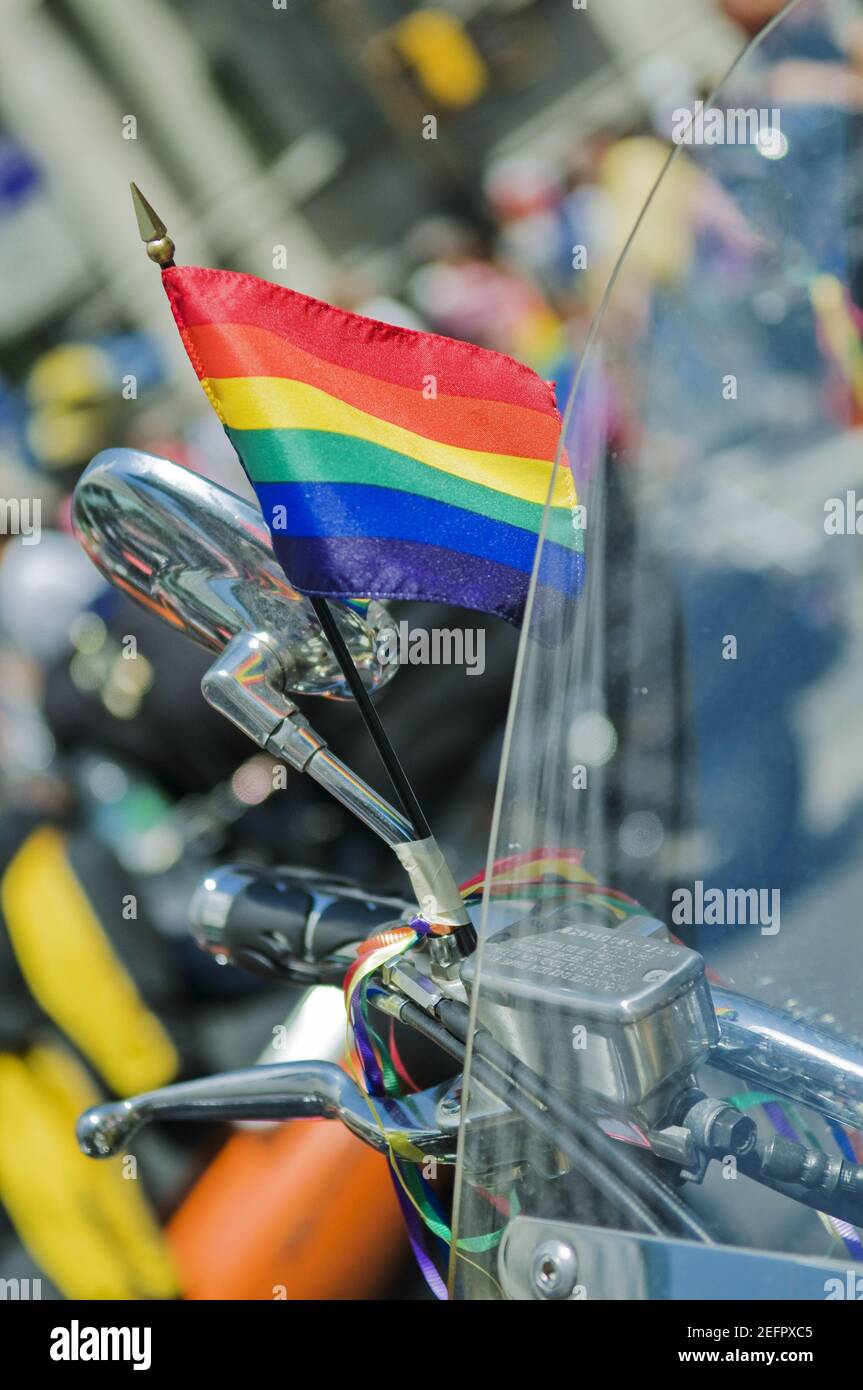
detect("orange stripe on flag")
(186, 322), (564, 462)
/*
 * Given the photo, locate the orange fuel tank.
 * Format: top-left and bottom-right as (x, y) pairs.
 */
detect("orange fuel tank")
(168, 1117), (406, 1301)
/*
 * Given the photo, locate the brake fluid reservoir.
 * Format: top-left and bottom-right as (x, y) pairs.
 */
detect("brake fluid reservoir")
(462, 913), (718, 1123)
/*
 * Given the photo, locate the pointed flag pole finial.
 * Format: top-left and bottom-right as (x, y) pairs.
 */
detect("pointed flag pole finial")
(130, 182), (175, 267)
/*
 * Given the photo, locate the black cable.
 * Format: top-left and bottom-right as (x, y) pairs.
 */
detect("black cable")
(387, 997), (666, 1237)
(739, 1142), (863, 1227)
(436, 998), (713, 1245)
(310, 596), (430, 838)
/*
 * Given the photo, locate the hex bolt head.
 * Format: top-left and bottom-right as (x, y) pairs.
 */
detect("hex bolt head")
(710, 1107), (757, 1157)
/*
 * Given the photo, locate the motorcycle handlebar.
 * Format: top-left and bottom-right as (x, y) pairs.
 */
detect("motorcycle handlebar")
(190, 864), (413, 983)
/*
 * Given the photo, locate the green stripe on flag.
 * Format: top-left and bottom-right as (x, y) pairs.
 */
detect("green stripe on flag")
(228, 427), (583, 553)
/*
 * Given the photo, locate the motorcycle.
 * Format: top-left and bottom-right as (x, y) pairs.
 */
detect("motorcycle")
(73, 0), (863, 1300)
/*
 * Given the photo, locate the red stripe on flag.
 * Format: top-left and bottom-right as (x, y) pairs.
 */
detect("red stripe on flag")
(163, 265), (561, 416)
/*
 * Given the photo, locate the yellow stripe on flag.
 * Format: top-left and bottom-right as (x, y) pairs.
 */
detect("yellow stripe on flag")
(1, 826), (178, 1095)
(207, 376), (575, 511)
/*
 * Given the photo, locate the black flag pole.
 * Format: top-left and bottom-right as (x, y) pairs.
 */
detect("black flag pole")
(309, 596), (430, 839)
(130, 184), (429, 841)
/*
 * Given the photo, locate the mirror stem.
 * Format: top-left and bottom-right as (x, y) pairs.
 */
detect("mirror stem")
(201, 632), (470, 931)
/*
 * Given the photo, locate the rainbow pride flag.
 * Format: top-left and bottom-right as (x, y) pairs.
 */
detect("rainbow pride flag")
(163, 266), (583, 626)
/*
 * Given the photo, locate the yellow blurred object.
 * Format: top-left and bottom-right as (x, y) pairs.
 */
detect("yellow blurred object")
(0, 1045), (178, 1299)
(597, 136), (699, 289)
(25, 342), (117, 469)
(26, 344), (112, 407)
(809, 272), (863, 410)
(391, 10), (487, 107)
(26, 403), (111, 470)
(1, 826), (178, 1095)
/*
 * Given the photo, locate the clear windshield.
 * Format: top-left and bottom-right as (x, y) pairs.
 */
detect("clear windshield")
(452, 0), (863, 1299)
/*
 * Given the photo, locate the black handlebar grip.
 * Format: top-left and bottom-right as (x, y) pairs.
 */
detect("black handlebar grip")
(190, 864), (412, 982)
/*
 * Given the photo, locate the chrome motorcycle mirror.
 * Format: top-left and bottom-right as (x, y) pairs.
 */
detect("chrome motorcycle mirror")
(72, 448), (470, 934)
(72, 448), (395, 701)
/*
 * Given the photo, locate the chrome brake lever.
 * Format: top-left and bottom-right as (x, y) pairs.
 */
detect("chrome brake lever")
(77, 1061), (469, 1163)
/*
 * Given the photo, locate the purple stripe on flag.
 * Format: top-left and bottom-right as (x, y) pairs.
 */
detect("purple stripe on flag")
(269, 533), (583, 628)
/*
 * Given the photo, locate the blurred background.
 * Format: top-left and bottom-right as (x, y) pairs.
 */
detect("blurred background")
(2, 0), (862, 1301)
